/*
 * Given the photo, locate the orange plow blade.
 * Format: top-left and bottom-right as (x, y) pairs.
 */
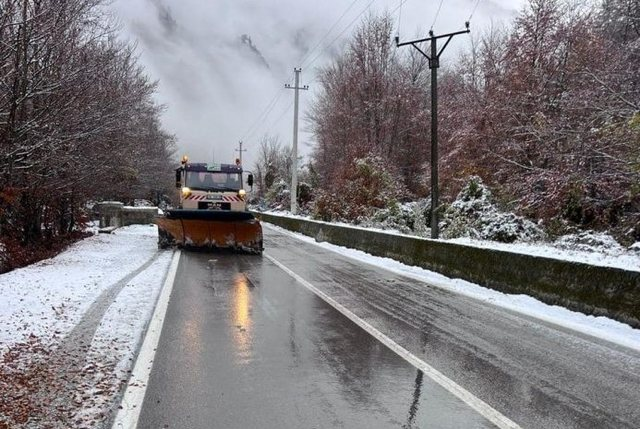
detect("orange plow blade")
(155, 210), (263, 253)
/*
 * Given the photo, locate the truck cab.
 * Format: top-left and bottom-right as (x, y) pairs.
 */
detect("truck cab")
(175, 158), (253, 212)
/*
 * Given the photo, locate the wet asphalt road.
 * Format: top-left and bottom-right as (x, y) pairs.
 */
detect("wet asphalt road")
(138, 225), (640, 428)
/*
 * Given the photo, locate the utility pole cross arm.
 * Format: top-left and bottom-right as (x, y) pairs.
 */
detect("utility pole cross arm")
(395, 23), (470, 48)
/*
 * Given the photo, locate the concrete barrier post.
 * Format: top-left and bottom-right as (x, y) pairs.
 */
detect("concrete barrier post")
(96, 202), (124, 228)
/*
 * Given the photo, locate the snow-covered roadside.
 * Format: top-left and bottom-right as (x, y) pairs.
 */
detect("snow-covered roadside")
(0, 224), (173, 428)
(260, 210), (640, 272)
(0, 225), (166, 349)
(265, 224), (640, 352)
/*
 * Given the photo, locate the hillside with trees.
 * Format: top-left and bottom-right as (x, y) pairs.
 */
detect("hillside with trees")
(0, 0), (175, 271)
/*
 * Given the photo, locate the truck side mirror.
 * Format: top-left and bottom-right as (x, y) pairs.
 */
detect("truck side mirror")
(175, 170), (182, 188)
(247, 174), (254, 187)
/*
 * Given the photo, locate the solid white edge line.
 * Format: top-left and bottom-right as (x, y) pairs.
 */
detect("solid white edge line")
(111, 250), (181, 429)
(264, 252), (522, 429)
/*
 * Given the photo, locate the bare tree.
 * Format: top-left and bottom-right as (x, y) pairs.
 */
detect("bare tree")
(252, 134), (292, 199)
(309, 13), (429, 197)
(0, 0), (176, 270)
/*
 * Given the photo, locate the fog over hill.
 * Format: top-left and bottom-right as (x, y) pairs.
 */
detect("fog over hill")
(110, 0), (524, 168)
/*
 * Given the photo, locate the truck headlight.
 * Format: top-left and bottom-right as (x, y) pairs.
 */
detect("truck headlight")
(181, 187), (191, 197)
(238, 189), (247, 199)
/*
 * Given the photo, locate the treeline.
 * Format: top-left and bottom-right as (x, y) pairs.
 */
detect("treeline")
(0, 0), (175, 270)
(309, 0), (639, 242)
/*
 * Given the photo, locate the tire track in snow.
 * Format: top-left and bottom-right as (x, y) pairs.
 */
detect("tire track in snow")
(59, 251), (162, 356)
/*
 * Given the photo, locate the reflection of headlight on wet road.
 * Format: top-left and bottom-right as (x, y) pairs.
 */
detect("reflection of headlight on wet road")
(232, 273), (253, 364)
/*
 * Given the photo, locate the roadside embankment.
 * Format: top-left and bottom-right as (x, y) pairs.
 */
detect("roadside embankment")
(257, 212), (640, 328)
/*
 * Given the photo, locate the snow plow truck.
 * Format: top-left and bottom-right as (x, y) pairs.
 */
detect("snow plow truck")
(155, 155), (263, 253)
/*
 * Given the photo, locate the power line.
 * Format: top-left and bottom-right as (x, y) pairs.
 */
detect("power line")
(397, 0), (403, 36)
(240, 0), (414, 146)
(394, 0), (413, 38)
(467, 0), (483, 22)
(252, 99), (293, 142)
(304, 0), (412, 75)
(430, 0), (445, 31)
(239, 0), (364, 145)
(240, 89), (284, 142)
(391, 0), (411, 15)
(240, 0), (421, 147)
(270, 99), (294, 130)
(302, 0), (378, 70)
(250, 96), (295, 142)
(298, 0), (363, 67)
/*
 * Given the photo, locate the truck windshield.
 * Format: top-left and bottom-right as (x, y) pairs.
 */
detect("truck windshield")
(186, 171), (242, 191)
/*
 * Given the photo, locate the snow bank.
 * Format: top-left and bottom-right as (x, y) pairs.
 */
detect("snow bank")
(555, 231), (626, 253)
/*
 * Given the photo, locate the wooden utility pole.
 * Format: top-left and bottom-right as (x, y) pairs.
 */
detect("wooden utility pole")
(285, 68), (308, 215)
(396, 23), (470, 239)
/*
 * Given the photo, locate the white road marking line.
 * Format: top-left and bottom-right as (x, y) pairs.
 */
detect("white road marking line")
(265, 252), (522, 429)
(111, 250), (181, 429)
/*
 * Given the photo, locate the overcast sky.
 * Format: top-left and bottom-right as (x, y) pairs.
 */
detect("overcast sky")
(109, 0), (526, 169)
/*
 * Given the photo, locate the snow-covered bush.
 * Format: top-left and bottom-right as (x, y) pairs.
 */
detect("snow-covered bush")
(364, 199), (430, 235)
(257, 177), (314, 214)
(265, 179), (290, 210)
(133, 199), (154, 207)
(440, 176), (545, 243)
(554, 231), (625, 254)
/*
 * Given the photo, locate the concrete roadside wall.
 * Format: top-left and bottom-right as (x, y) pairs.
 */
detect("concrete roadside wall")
(121, 207), (158, 226)
(95, 202), (158, 228)
(257, 212), (640, 328)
